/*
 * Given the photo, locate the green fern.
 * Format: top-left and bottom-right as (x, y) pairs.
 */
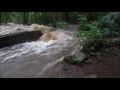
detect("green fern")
(56, 21), (69, 28)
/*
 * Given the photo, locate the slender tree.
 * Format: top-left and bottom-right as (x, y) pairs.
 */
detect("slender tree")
(52, 12), (57, 28)
(0, 12), (1, 25)
(86, 12), (95, 21)
(23, 12), (29, 24)
(65, 12), (69, 23)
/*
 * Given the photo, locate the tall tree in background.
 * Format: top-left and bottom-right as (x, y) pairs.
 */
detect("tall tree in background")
(23, 12), (29, 24)
(62, 12), (65, 21)
(62, 12), (69, 23)
(4, 12), (10, 24)
(65, 12), (69, 22)
(34, 12), (37, 23)
(0, 12), (1, 25)
(86, 12), (95, 21)
(52, 12), (57, 28)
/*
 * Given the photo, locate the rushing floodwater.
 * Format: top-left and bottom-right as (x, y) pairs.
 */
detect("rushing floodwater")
(0, 24), (77, 78)
(0, 30), (74, 63)
(0, 41), (53, 63)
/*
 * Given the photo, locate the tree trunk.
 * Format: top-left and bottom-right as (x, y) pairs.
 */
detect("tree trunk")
(52, 12), (56, 28)
(65, 12), (69, 23)
(5, 12), (10, 24)
(62, 12), (65, 20)
(23, 12), (29, 25)
(34, 12), (37, 23)
(62, 12), (69, 22)
(0, 12), (1, 25)
(86, 12), (95, 22)
(26, 12), (29, 24)
(23, 12), (26, 24)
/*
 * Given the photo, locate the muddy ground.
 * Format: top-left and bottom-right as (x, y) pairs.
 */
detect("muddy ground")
(50, 44), (120, 78)
(49, 25), (120, 78)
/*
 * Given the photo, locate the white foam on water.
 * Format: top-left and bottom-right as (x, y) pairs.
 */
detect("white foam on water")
(0, 41), (54, 63)
(0, 30), (74, 63)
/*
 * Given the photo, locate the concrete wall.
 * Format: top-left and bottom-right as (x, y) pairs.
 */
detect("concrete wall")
(0, 31), (42, 49)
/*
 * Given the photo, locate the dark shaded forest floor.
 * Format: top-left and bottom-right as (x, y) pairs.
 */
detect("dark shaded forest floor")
(77, 42), (120, 78)
(50, 25), (120, 78)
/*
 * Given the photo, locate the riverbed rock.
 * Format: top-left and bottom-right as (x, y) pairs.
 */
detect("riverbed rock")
(64, 45), (85, 64)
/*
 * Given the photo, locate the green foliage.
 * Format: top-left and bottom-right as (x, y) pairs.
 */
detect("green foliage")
(56, 21), (69, 28)
(75, 22), (108, 57)
(79, 23), (100, 31)
(98, 12), (120, 37)
(47, 23), (53, 27)
(39, 13), (53, 25)
(85, 59), (93, 64)
(0, 12), (79, 25)
(77, 12), (120, 37)
(76, 12), (120, 61)
(75, 25), (107, 57)
(77, 14), (87, 24)
(64, 55), (77, 64)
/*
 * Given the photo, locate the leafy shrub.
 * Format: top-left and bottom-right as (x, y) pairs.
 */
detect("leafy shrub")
(78, 13), (120, 37)
(56, 21), (69, 28)
(77, 14), (87, 24)
(98, 12), (120, 37)
(75, 26), (107, 56)
(76, 13), (120, 60)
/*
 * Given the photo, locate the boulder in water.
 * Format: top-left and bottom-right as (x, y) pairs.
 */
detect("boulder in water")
(64, 45), (85, 64)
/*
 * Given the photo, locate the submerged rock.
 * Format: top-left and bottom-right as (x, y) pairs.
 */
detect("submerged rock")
(64, 55), (76, 64)
(64, 45), (85, 64)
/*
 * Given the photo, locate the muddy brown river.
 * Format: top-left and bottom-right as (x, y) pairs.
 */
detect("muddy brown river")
(0, 24), (78, 78)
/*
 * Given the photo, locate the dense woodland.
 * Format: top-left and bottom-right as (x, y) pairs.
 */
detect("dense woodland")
(0, 12), (76, 26)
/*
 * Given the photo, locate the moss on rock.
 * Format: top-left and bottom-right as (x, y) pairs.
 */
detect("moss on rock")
(64, 54), (77, 64)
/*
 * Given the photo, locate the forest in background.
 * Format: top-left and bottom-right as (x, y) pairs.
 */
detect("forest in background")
(0, 12), (112, 26)
(0, 12), (78, 26)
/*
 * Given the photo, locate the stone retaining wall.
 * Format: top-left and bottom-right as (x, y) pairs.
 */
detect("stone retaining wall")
(0, 30), (42, 48)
